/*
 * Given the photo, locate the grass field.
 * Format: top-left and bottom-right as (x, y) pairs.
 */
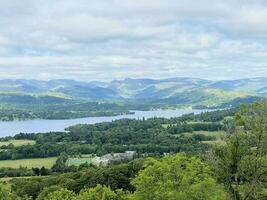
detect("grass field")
(191, 131), (226, 139)
(175, 131), (226, 138)
(0, 157), (57, 168)
(161, 124), (174, 128)
(174, 131), (227, 145)
(0, 139), (36, 147)
(67, 157), (93, 166)
(193, 131), (226, 145)
(202, 140), (226, 145)
(66, 155), (96, 166)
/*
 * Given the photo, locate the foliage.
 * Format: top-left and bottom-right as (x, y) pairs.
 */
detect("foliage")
(41, 185), (128, 200)
(36, 186), (63, 200)
(0, 117), (216, 160)
(211, 101), (267, 200)
(51, 152), (68, 173)
(45, 188), (76, 200)
(0, 100), (131, 121)
(10, 158), (145, 199)
(0, 183), (21, 200)
(131, 154), (228, 200)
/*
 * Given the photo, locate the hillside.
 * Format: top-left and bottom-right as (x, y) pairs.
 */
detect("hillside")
(0, 77), (265, 108)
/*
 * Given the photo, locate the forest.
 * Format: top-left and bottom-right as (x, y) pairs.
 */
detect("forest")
(0, 102), (266, 200)
(0, 101), (132, 121)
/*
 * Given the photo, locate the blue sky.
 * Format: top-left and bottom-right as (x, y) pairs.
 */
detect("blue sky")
(0, 0), (267, 81)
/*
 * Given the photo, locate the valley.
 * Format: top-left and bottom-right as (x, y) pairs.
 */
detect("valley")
(0, 77), (265, 122)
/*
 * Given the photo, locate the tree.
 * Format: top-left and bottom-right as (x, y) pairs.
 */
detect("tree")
(32, 167), (40, 176)
(211, 101), (267, 200)
(78, 184), (118, 200)
(37, 186), (63, 200)
(131, 154), (228, 200)
(42, 185), (128, 200)
(45, 188), (76, 200)
(0, 183), (21, 200)
(40, 167), (49, 176)
(51, 152), (68, 172)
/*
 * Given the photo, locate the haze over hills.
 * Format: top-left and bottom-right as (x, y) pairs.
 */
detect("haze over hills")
(0, 77), (266, 108)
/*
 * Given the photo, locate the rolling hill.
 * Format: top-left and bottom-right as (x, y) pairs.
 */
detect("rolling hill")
(0, 77), (266, 108)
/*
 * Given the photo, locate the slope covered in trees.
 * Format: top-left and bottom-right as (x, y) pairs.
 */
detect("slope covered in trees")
(0, 102), (266, 199)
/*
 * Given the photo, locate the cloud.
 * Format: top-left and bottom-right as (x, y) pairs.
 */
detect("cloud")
(0, 0), (267, 81)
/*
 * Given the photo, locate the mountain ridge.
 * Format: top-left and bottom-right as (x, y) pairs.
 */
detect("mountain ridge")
(0, 77), (266, 107)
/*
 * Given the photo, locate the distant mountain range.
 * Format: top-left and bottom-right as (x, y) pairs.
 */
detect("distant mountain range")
(0, 77), (266, 108)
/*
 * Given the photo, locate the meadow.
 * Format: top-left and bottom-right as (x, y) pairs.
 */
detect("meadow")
(0, 139), (36, 147)
(0, 157), (57, 168)
(66, 156), (96, 166)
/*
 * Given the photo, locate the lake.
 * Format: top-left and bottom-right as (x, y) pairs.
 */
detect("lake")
(0, 109), (211, 137)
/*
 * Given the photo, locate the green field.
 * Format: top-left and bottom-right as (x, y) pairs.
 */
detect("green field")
(0, 139), (36, 147)
(0, 157), (57, 168)
(161, 124), (174, 128)
(191, 131), (226, 139)
(0, 155), (96, 169)
(174, 131), (226, 145)
(66, 155), (95, 166)
(192, 131), (226, 145)
(202, 140), (226, 145)
(175, 131), (226, 138)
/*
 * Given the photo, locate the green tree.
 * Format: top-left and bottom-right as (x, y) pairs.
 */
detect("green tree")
(51, 152), (68, 173)
(211, 101), (267, 200)
(37, 186), (63, 200)
(45, 188), (76, 200)
(40, 166), (49, 176)
(131, 154), (228, 200)
(77, 184), (118, 200)
(0, 183), (21, 200)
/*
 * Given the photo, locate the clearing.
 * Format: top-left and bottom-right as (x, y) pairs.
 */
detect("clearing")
(0, 157), (57, 168)
(0, 139), (36, 147)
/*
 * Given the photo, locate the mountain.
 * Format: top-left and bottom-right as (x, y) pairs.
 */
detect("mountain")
(108, 77), (211, 99)
(0, 79), (121, 101)
(209, 77), (267, 93)
(0, 92), (72, 105)
(0, 77), (266, 107)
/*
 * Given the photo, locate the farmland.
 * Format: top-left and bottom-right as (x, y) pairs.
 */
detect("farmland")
(66, 156), (96, 166)
(0, 157), (57, 168)
(0, 139), (36, 147)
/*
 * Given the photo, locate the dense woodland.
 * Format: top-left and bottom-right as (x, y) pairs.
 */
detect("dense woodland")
(0, 101), (132, 121)
(0, 102), (266, 199)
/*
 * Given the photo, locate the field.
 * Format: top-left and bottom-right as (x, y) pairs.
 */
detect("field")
(191, 131), (226, 139)
(174, 130), (226, 138)
(202, 140), (226, 145)
(192, 131), (226, 145)
(161, 124), (174, 128)
(66, 155), (96, 166)
(0, 157), (57, 168)
(0, 139), (36, 147)
(173, 130), (226, 145)
(0, 154), (97, 169)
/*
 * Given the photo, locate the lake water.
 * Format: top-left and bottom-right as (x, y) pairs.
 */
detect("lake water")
(0, 109), (210, 137)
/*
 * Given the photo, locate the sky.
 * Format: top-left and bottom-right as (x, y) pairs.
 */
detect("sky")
(1, 0), (267, 81)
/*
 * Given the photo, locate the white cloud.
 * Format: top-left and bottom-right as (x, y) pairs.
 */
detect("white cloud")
(0, 0), (267, 81)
